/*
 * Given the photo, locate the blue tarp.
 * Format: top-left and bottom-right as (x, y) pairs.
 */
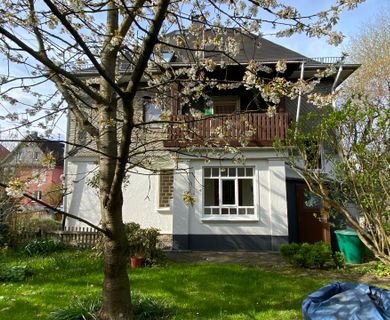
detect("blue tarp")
(302, 282), (390, 320)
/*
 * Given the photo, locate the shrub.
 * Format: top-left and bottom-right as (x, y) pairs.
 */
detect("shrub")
(132, 293), (172, 320)
(92, 223), (162, 265)
(48, 294), (171, 320)
(280, 241), (334, 269)
(0, 264), (31, 282)
(15, 217), (61, 234)
(48, 295), (100, 320)
(125, 222), (162, 265)
(23, 239), (67, 256)
(292, 243), (314, 268)
(10, 217), (62, 248)
(0, 223), (11, 247)
(332, 251), (345, 269)
(373, 261), (390, 277)
(279, 242), (300, 260)
(311, 241), (333, 268)
(358, 261), (390, 277)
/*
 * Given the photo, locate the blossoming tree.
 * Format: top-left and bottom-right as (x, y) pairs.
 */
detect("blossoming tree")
(0, 1), (365, 319)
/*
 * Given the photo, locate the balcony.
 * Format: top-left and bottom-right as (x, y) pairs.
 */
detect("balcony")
(164, 112), (289, 148)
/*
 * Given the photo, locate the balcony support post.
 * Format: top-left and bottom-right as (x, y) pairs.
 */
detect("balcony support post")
(331, 65), (343, 109)
(295, 62), (305, 123)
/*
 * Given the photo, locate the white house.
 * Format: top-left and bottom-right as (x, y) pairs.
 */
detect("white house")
(64, 30), (358, 251)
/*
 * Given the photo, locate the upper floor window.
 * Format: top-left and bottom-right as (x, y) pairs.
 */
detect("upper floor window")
(203, 167), (255, 217)
(34, 190), (42, 200)
(77, 128), (87, 145)
(15, 151), (21, 161)
(31, 169), (46, 185)
(143, 96), (161, 124)
(211, 96), (240, 115)
(304, 140), (323, 170)
(303, 190), (323, 209)
(202, 96), (240, 116)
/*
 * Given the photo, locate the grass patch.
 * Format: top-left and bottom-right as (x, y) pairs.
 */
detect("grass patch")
(129, 263), (327, 319)
(0, 250), (388, 320)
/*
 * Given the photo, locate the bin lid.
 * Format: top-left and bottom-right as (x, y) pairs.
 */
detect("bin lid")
(335, 229), (358, 236)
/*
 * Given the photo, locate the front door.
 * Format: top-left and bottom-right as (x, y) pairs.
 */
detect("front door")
(296, 184), (330, 244)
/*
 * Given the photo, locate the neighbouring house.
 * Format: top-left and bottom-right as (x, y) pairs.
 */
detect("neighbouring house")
(0, 144), (10, 161)
(64, 29), (358, 251)
(1, 132), (64, 223)
(0, 144), (11, 222)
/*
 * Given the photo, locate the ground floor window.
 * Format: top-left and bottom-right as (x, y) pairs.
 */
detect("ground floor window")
(203, 167), (254, 216)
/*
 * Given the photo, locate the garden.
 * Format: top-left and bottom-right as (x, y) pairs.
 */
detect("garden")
(0, 221), (389, 320)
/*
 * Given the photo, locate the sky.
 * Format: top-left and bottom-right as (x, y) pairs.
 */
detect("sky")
(0, 0), (388, 147)
(265, 0), (390, 58)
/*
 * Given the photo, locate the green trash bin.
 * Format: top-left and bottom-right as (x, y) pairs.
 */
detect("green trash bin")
(335, 229), (365, 264)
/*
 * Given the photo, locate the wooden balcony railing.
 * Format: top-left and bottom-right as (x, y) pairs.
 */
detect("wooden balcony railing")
(164, 112), (289, 148)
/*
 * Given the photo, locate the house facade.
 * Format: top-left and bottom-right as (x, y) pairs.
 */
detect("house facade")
(1, 133), (64, 221)
(65, 31), (358, 251)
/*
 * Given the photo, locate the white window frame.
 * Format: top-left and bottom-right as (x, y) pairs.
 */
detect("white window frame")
(202, 166), (257, 221)
(34, 190), (42, 200)
(143, 96), (162, 127)
(211, 96), (240, 115)
(144, 102), (161, 122)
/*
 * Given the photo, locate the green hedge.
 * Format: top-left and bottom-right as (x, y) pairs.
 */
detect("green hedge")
(280, 241), (345, 269)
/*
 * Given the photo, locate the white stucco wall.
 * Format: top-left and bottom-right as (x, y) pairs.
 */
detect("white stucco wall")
(121, 167), (172, 234)
(66, 149), (288, 238)
(65, 157), (172, 234)
(66, 157), (100, 228)
(172, 150), (288, 237)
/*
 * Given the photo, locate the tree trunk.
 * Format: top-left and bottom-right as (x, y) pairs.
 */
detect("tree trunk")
(98, 193), (133, 320)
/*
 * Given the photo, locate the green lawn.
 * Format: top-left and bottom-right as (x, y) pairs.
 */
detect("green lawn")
(0, 250), (388, 319)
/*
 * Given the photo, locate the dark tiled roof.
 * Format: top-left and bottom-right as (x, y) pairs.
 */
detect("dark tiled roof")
(77, 28), (315, 75)
(34, 138), (64, 166)
(166, 28), (309, 64)
(2, 134), (64, 167)
(0, 144), (10, 161)
(76, 28), (357, 80)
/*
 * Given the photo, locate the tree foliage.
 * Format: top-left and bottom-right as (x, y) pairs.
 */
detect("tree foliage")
(282, 95), (389, 266)
(344, 9), (390, 101)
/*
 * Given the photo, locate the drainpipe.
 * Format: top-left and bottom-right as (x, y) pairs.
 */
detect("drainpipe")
(331, 65), (343, 109)
(61, 108), (71, 230)
(331, 65), (344, 166)
(295, 62), (305, 123)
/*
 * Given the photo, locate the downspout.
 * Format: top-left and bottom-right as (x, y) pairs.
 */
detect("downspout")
(331, 65), (343, 109)
(61, 108), (71, 230)
(295, 62), (305, 123)
(331, 64), (344, 170)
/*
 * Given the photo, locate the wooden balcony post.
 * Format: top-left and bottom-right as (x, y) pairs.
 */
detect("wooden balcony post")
(170, 83), (180, 115)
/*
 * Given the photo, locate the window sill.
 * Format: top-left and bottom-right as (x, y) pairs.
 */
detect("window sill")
(157, 207), (172, 214)
(201, 216), (259, 223)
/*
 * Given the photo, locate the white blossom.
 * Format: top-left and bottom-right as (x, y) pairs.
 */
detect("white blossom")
(275, 59), (287, 73)
(266, 105), (276, 117)
(6, 177), (24, 198)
